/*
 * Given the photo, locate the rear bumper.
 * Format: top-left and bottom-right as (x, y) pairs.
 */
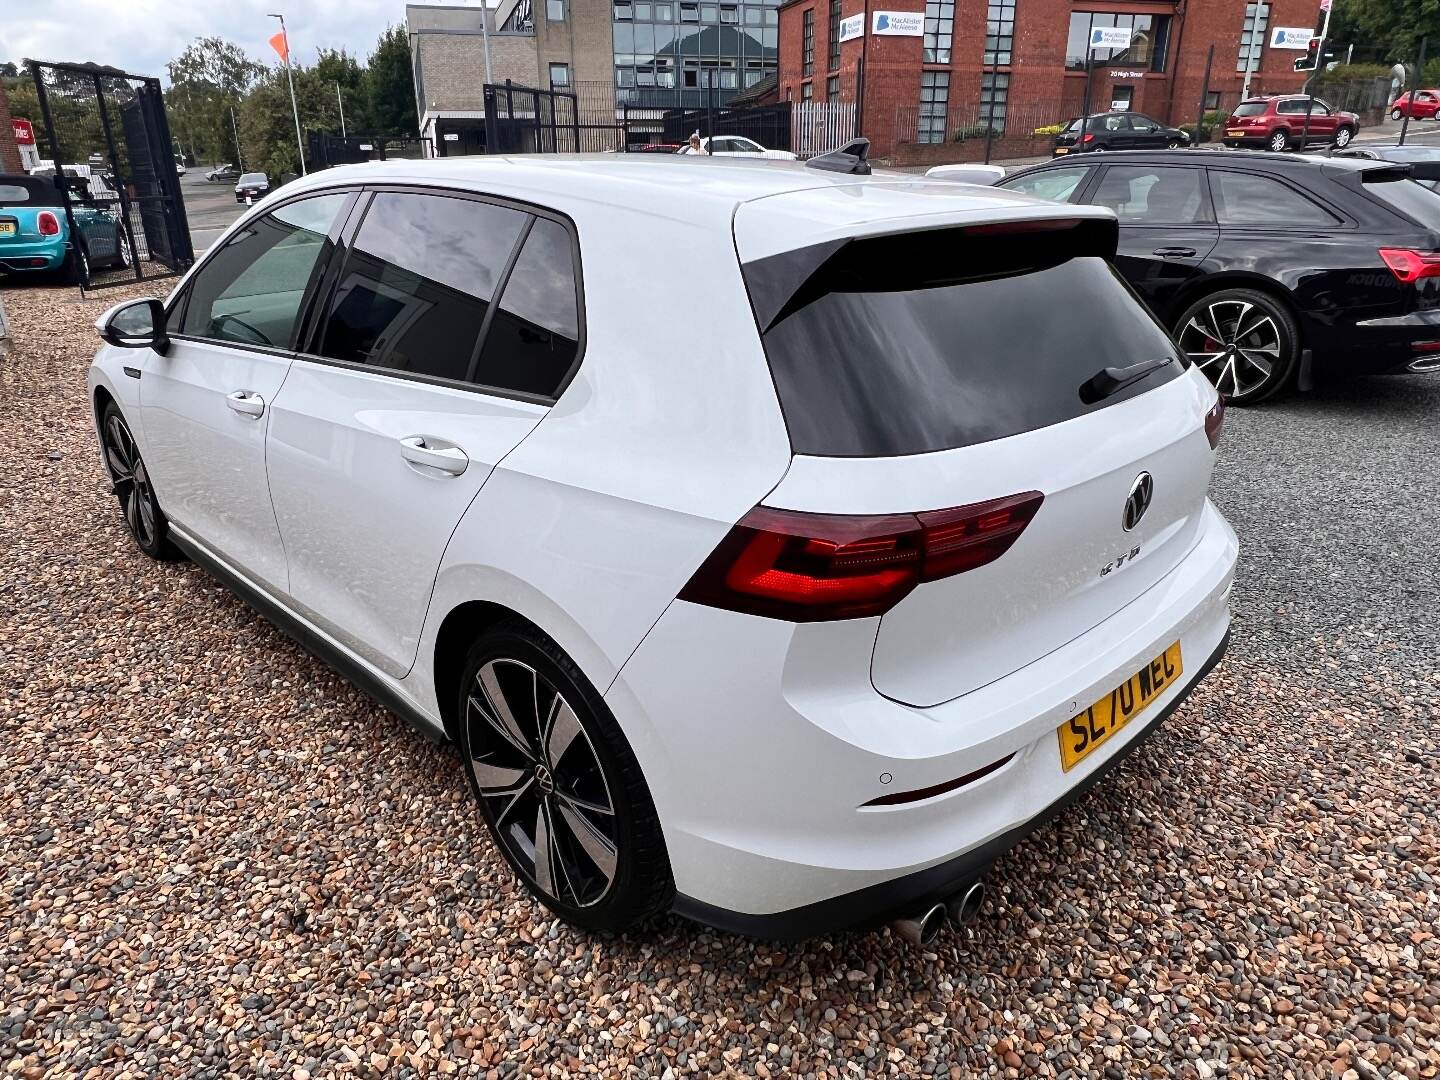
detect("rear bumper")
(1315, 309), (1440, 377)
(606, 499), (1238, 938)
(0, 238), (67, 272)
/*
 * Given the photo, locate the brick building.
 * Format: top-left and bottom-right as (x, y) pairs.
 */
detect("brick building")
(776, 0), (1321, 162)
(0, 83), (23, 174)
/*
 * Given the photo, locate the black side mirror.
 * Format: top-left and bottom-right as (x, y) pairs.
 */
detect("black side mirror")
(96, 297), (169, 354)
(1408, 162), (1440, 182)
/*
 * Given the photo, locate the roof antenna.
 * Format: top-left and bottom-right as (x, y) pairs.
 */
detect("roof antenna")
(805, 138), (871, 175)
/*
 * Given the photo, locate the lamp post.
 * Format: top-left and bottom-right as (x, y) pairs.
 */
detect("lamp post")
(269, 12), (307, 175)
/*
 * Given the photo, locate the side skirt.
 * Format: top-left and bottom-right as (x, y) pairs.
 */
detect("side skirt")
(169, 529), (449, 745)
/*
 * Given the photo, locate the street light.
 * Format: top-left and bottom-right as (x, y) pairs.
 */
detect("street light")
(269, 12), (307, 175)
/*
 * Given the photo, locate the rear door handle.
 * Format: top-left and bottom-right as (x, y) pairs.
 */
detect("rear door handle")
(399, 435), (469, 476)
(1152, 247), (1197, 258)
(226, 390), (265, 418)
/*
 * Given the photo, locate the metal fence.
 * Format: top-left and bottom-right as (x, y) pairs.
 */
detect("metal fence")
(28, 60), (193, 291)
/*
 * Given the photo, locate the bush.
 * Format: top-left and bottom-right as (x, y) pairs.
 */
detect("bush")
(1181, 123), (1213, 143)
(1033, 123), (1066, 136)
(952, 122), (1001, 142)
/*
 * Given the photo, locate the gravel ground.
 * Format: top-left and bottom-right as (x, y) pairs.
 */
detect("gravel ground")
(2, 280), (1438, 1079)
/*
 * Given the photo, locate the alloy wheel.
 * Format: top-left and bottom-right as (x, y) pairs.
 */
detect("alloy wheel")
(101, 412), (158, 548)
(1334, 128), (1353, 148)
(1178, 299), (1282, 399)
(117, 230), (133, 268)
(466, 658), (619, 909)
(1268, 131), (1288, 152)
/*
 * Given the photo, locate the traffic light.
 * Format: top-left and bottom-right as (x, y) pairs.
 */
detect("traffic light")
(1294, 37), (1321, 71)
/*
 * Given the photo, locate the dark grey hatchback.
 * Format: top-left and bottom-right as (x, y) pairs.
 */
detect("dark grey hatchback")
(1053, 112), (1191, 157)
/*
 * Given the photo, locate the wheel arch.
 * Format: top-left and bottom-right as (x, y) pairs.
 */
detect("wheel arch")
(432, 599), (535, 743)
(1165, 272), (1305, 343)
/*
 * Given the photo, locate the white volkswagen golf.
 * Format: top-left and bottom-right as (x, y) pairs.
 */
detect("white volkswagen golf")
(89, 151), (1237, 944)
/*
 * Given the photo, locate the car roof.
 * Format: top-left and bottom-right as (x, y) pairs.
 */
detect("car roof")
(1009, 149), (1384, 173)
(268, 153), (1116, 248)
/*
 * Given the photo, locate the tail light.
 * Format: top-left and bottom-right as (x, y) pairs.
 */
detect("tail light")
(1205, 395), (1225, 449)
(1379, 247), (1440, 284)
(37, 211), (60, 236)
(1081, 133), (1096, 144)
(679, 492), (1044, 622)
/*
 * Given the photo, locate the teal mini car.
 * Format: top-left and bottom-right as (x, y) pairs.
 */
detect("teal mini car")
(0, 173), (132, 284)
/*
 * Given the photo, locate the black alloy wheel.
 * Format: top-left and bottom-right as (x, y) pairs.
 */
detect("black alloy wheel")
(99, 402), (182, 559)
(458, 622), (672, 931)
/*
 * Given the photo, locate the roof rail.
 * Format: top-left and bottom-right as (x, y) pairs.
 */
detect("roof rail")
(805, 138), (871, 175)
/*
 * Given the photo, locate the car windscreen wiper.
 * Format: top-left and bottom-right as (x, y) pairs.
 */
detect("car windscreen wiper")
(1079, 356), (1176, 405)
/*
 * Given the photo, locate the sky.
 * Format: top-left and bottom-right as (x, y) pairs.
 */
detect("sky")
(5, 0), (485, 82)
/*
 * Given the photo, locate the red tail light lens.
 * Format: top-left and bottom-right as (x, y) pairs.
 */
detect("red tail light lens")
(1379, 247), (1440, 284)
(679, 492), (1044, 622)
(1081, 133), (1096, 144)
(1205, 395), (1225, 449)
(37, 211), (60, 236)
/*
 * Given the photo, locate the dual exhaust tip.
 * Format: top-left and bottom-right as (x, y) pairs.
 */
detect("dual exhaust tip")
(890, 881), (986, 947)
(1407, 354), (1440, 373)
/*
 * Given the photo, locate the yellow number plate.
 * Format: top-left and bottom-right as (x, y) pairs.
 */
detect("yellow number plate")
(1227, 129), (1245, 137)
(1054, 147), (1070, 154)
(0, 222), (15, 237)
(1057, 642), (1183, 772)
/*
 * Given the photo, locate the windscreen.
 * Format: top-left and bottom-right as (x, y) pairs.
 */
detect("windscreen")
(1232, 102), (1268, 117)
(240, 173), (267, 185)
(746, 222), (1182, 457)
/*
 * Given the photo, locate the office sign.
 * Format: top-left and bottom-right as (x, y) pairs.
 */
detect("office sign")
(1089, 26), (1134, 50)
(1270, 27), (1315, 48)
(838, 13), (864, 41)
(872, 10), (924, 36)
(12, 119), (34, 145)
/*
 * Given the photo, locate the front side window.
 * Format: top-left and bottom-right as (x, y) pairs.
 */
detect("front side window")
(1000, 165), (1089, 202)
(179, 192), (349, 348)
(315, 192), (527, 383)
(1091, 166), (1208, 224)
(1209, 170), (1339, 227)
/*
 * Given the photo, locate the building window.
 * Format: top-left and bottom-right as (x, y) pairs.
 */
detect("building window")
(549, 62), (571, 86)
(680, 2), (698, 19)
(720, 4), (738, 22)
(503, 0), (535, 31)
(828, 0), (842, 70)
(918, 70), (949, 144)
(924, 0), (954, 64)
(802, 81), (813, 101)
(979, 71), (1008, 130)
(802, 9), (815, 76)
(827, 74), (839, 99)
(983, 0), (1012, 65)
(547, 0), (566, 19)
(1237, 3), (1270, 72)
(1066, 13), (1172, 72)
(1205, 90), (1221, 109)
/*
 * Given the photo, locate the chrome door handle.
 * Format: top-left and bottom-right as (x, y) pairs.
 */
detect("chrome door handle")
(399, 435), (469, 476)
(226, 390), (265, 418)
(1152, 247), (1197, 258)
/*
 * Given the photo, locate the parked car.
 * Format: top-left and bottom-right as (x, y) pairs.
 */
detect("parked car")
(997, 149), (1440, 402)
(0, 172), (131, 283)
(234, 172), (270, 202)
(926, 163), (1007, 183)
(1221, 96), (1358, 152)
(634, 143), (681, 153)
(1390, 90), (1440, 120)
(207, 164), (240, 182)
(1333, 143), (1440, 188)
(1052, 112), (1190, 156)
(679, 135), (798, 159)
(87, 156), (1235, 942)
(174, 156), (188, 177)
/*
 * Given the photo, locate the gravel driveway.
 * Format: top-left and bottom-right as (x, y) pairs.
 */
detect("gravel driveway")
(3, 281), (1437, 1079)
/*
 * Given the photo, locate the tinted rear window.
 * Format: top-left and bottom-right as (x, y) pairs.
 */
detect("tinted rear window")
(1232, 102), (1268, 117)
(0, 178), (59, 207)
(747, 224), (1182, 457)
(1364, 177), (1440, 224)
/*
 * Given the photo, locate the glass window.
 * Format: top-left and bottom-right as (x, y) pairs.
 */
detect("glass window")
(721, 3), (738, 21)
(802, 8), (815, 75)
(925, 0), (955, 63)
(826, 74), (839, 99)
(828, 0), (841, 69)
(979, 71), (1008, 130)
(473, 218), (580, 398)
(983, 0), (1012, 65)
(1205, 90), (1221, 109)
(749, 228), (1179, 456)
(548, 0), (566, 19)
(681, 3), (698, 20)
(615, 0), (632, 15)
(1209, 170), (1340, 227)
(1092, 166), (1208, 224)
(1067, 12), (1171, 72)
(918, 70), (949, 145)
(549, 62), (571, 86)
(180, 192), (348, 349)
(315, 192), (527, 383)
(1236, 2), (1269, 72)
(655, 2), (673, 17)
(999, 166), (1090, 202)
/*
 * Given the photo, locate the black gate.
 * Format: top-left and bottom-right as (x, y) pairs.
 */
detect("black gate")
(655, 102), (791, 150)
(309, 131), (435, 168)
(481, 81), (624, 155)
(29, 60), (194, 291)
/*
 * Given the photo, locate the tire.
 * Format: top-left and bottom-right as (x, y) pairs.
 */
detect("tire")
(1267, 129), (1290, 152)
(1174, 288), (1301, 404)
(1166, 139), (1182, 149)
(1333, 126), (1354, 149)
(98, 401), (184, 559)
(1392, 107), (1404, 121)
(114, 228), (133, 269)
(457, 620), (673, 932)
(61, 243), (90, 286)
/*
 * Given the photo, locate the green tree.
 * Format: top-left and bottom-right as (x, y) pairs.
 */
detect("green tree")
(238, 63), (348, 178)
(315, 47), (369, 132)
(166, 37), (264, 165)
(365, 26), (417, 135)
(1333, 0), (1440, 62)
(0, 62), (18, 79)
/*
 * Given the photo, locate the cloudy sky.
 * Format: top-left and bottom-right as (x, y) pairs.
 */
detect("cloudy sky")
(5, 0), (483, 81)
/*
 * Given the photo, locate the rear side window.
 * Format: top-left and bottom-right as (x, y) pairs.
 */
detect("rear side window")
(316, 191), (527, 383)
(1001, 166), (1089, 202)
(746, 222), (1181, 457)
(1092, 166), (1208, 224)
(1209, 170), (1339, 226)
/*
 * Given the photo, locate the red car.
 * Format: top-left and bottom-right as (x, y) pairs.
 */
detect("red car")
(1391, 90), (1440, 120)
(1221, 96), (1359, 152)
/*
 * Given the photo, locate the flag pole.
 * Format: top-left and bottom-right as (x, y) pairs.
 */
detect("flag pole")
(270, 13), (307, 175)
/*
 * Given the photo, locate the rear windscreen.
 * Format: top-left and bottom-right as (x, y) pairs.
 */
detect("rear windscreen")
(746, 223), (1182, 457)
(1365, 176), (1440, 221)
(1232, 102), (1268, 117)
(0, 179), (59, 208)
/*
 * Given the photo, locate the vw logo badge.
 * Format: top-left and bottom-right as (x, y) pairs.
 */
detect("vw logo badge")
(1123, 472), (1153, 532)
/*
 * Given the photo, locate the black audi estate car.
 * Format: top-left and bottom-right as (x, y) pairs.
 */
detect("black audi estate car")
(996, 150), (1440, 402)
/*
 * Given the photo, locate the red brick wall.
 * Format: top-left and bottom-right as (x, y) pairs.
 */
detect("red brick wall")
(0, 83), (23, 174)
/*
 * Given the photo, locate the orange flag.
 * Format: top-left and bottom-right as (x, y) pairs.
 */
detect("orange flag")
(268, 30), (289, 62)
